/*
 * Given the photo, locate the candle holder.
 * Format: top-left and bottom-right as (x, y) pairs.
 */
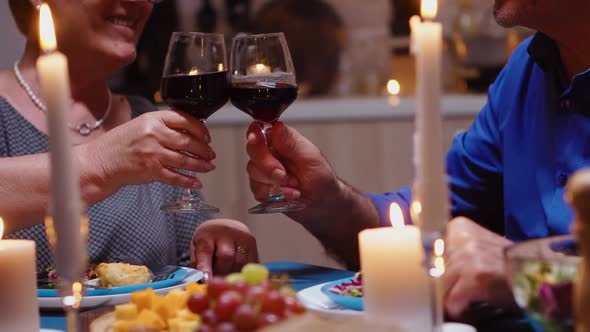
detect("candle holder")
(421, 230), (446, 332)
(45, 215), (88, 332)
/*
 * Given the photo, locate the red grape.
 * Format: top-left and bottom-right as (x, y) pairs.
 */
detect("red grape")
(233, 304), (258, 331)
(245, 285), (266, 305)
(215, 290), (243, 322)
(187, 293), (209, 314)
(257, 312), (281, 328)
(208, 277), (231, 299)
(216, 322), (237, 332)
(197, 326), (213, 332)
(284, 295), (305, 314)
(232, 280), (249, 295)
(201, 309), (217, 326)
(260, 290), (286, 315)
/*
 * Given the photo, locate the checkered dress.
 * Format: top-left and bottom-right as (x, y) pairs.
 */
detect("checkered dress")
(0, 96), (211, 270)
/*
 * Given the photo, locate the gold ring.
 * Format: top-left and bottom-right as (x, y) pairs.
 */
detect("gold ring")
(236, 245), (248, 255)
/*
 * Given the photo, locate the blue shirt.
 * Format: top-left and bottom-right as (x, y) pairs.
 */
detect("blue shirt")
(368, 33), (590, 241)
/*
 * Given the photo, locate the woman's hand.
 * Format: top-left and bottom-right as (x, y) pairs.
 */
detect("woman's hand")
(444, 217), (519, 322)
(189, 219), (259, 278)
(76, 110), (216, 201)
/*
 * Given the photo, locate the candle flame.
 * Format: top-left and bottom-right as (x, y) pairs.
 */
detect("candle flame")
(429, 256), (445, 277)
(0, 217), (4, 240)
(410, 200), (422, 219)
(421, 0), (437, 20)
(217, 63), (225, 71)
(188, 68), (199, 75)
(409, 15), (422, 28)
(387, 80), (401, 95)
(254, 63), (270, 74)
(39, 3), (57, 52)
(434, 238), (445, 256)
(389, 203), (405, 228)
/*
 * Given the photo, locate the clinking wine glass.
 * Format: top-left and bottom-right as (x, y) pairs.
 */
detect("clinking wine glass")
(160, 32), (229, 213)
(230, 32), (305, 214)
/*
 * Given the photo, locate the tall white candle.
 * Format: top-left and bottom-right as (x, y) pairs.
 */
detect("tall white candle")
(0, 219), (40, 332)
(36, 4), (84, 282)
(358, 204), (431, 331)
(412, 0), (449, 235)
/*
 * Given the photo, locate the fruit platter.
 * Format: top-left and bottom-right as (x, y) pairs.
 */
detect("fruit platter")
(91, 263), (306, 332)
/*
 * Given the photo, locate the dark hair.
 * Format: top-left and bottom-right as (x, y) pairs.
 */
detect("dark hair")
(9, 0), (37, 36)
(254, 0), (345, 96)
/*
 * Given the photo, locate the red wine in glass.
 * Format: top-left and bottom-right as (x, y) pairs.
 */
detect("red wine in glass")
(230, 82), (297, 123)
(161, 71), (229, 120)
(160, 32), (228, 213)
(230, 32), (304, 214)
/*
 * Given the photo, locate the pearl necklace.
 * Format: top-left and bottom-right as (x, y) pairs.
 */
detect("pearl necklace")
(13, 61), (112, 136)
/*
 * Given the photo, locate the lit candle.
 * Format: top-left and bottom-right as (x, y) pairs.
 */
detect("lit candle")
(358, 203), (431, 331)
(36, 4), (84, 281)
(412, 0), (449, 234)
(0, 218), (40, 331)
(247, 63), (271, 75)
(408, 15), (421, 55)
(386, 79), (401, 106)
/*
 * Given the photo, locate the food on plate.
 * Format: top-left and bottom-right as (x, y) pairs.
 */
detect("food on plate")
(328, 272), (362, 297)
(96, 262), (152, 287)
(511, 261), (576, 331)
(112, 263), (305, 332)
(37, 266), (97, 289)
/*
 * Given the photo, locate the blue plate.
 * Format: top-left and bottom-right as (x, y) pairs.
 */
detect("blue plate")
(38, 267), (188, 298)
(320, 278), (364, 311)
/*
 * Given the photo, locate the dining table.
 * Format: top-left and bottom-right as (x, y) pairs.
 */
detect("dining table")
(39, 261), (539, 332)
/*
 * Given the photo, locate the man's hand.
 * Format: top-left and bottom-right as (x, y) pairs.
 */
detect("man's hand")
(190, 219), (258, 278)
(444, 217), (519, 322)
(246, 122), (379, 269)
(246, 121), (341, 215)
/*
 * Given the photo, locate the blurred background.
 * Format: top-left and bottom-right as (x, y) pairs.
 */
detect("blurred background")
(0, 0), (531, 268)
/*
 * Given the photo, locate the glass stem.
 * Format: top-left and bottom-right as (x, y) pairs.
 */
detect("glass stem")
(182, 119), (207, 202)
(258, 122), (285, 201)
(183, 172), (202, 201)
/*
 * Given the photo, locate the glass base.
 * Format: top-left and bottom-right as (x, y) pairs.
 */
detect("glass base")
(248, 195), (305, 214)
(161, 199), (220, 213)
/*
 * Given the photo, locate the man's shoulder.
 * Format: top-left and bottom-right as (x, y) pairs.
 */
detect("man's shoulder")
(500, 35), (536, 78)
(489, 35), (538, 99)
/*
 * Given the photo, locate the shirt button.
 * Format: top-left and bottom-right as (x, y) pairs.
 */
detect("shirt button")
(560, 99), (572, 111)
(557, 173), (568, 186)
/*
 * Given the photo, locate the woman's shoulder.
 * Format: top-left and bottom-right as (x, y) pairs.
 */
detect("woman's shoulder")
(0, 69), (18, 100)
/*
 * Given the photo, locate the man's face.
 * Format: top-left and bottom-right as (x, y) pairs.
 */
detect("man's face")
(493, 0), (536, 28)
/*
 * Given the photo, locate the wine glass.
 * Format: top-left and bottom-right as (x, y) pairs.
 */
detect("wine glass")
(160, 32), (229, 213)
(230, 32), (305, 214)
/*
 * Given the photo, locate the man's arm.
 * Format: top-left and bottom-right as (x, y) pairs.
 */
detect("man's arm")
(245, 122), (379, 269)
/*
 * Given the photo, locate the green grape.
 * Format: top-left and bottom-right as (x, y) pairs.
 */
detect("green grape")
(225, 272), (245, 284)
(241, 263), (270, 286)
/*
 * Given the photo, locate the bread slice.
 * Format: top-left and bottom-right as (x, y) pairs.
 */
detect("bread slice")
(96, 263), (152, 287)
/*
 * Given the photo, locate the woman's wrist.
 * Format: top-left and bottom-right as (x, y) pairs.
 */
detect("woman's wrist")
(75, 143), (111, 204)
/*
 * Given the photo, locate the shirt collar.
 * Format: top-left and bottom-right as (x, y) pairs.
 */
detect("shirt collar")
(527, 32), (562, 73)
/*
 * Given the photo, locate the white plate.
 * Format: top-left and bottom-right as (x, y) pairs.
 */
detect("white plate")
(297, 282), (362, 317)
(38, 267), (203, 309)
(297, 282), (475, 332)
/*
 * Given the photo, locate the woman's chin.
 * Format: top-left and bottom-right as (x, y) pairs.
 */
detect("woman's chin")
(108, 48), (138, 67)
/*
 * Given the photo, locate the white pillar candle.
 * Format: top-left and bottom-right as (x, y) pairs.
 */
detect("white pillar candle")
(412, 0), (449, 234)
(36, 4), (84, 281)
(0, 219), (40, 332)
(358, 204), (431, 331)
